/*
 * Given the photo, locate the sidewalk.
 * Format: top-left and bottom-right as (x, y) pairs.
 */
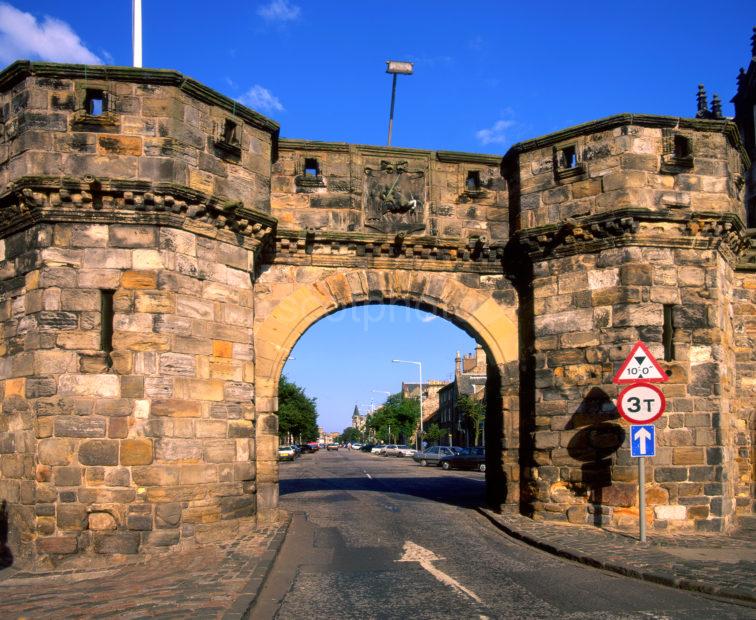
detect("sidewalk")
(0, 517), (289, 619)
(478, 508), (756, 606)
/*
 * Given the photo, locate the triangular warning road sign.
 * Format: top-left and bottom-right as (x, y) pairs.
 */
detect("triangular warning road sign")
(613, 341), (669, 384)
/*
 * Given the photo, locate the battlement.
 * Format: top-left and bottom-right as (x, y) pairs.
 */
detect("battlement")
(0, 61), (278, 214)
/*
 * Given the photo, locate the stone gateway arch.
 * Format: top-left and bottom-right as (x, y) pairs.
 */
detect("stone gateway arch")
(0, 62), (753, 570)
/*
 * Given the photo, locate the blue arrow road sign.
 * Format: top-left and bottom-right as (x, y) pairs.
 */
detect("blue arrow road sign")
(630, 424), (655, 457)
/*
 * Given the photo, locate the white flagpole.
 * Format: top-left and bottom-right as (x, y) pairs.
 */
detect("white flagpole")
(132, 0), (143, 68)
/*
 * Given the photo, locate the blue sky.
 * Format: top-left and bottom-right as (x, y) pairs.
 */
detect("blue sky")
(1, 2), (753, 430)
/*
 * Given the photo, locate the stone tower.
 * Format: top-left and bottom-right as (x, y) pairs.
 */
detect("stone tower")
(0, 62), (277, 569)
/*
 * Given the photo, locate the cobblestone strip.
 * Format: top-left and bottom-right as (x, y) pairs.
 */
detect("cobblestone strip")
(478, 508), (756, 606)
(0, 518), (290, 619)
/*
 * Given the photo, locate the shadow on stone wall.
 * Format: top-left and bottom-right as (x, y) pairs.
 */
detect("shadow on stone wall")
(566, 388), (625, 526)
(0, 500), (13, 568)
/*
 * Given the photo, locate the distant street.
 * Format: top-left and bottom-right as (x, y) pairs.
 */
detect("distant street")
(251, 450), (751, 619)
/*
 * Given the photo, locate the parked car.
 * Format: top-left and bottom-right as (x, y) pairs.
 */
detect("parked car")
(301, 443), (318, 453)
(278, 445), (296, 461)
(371, 445), (386, 455)
(361, 444), (376, 452)
(326, 443), (339, 451)
(438, 447), (486, 472)
(381, 444), (399, 456)
(350, 443), (363, 450)
(393, 445), (416, 458)
(413, 445), (463, 467)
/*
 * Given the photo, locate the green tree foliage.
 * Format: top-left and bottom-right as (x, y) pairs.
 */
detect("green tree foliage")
(458, 394), (485, 446)
(278, 375), (318, 442)
(340, 426), (362, 443)
(423, 423), (444, 445)
(367, 393), (419, 444)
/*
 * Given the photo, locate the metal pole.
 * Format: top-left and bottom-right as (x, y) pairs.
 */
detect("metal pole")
(417, 363), (423, 451)
(638, 456), (646, 542)
(387, 73), (397, 146)
(132, 0), (143, 68)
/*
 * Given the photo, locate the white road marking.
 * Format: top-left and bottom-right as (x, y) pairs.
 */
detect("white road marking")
(397, 541), (483, 604)
(364, 472), (372, 479)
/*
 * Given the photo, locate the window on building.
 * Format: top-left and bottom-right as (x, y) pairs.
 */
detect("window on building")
(223, 119), (241, 147)
(663, 304), (675, 361)
(84, 89), (106, 116)
(561, 145), (577, 169)
(304, 158), (320, 177)
(101, 290), (115, 367)
(673, 135), (692, 159)
(466, 170), (481, 192)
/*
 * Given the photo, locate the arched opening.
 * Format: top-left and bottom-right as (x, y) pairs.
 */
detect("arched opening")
(253, 268), (519, 521)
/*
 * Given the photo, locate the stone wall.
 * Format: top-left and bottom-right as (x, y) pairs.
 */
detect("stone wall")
(732, 266), (756, 515)
(272, 140), (508, 240)
(0, 62), (276, 213)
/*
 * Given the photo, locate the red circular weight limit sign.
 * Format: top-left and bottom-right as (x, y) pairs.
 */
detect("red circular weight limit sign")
(617, 382), (666, 424)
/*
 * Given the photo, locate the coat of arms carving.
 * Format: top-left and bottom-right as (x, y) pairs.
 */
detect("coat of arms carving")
(364, 160), (425, 233)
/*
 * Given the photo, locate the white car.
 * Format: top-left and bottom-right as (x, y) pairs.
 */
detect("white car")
(382, 444), (399, 456)
(371, 445), (385, 455)
(350, 443), (363, 450)
(395, 445), (416, 458)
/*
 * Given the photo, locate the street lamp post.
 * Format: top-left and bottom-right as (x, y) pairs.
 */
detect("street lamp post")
(385, 61), (414, 146)
(392, 359), (423, 450)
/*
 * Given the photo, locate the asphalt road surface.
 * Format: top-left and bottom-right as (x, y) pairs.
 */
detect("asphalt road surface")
(251, 450), (752, 619)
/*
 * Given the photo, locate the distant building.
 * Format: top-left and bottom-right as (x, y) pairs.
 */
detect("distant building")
(351, 405), (366, 432)
(401, 380), (446, 423)
(429, 346), (487, 447)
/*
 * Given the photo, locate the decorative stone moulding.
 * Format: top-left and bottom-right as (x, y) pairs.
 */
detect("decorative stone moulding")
(270, 228), (505, 273)
(0, 175), (277, 253)
(516, 208), (749, 262)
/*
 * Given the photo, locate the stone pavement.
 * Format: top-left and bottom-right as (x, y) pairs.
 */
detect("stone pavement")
(0, 518), (289, 619)
(478, 508), (756, 606)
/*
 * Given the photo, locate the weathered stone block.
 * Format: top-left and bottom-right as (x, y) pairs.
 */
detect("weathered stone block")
(57, 504), (87, 530)
(54, 416), (106, 438)
(93, 532), (140, 554)
(88, 512), (117, 531)
(120, 439), (154, 466)
(155, 502), (182, 528)
(151, 399), (201, 418)
(36, 536), (78, 554)
(78, 440), (119, 466)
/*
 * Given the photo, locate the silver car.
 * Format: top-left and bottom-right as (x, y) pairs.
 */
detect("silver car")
(413, 445), (463, 466)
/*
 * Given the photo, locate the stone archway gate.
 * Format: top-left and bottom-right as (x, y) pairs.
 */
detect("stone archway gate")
(0, 63), (752, 570)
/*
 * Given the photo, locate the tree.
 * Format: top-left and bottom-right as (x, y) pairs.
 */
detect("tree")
(278, 375), (318, 443)
(458, 394), (485, 446)
(367, 393), (419, 444)
(423, 423), (444, 446)
(340, 426), (361, 443)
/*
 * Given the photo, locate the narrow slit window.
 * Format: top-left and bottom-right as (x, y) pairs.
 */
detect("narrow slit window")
(663, 304), (675, 361)
(466, 170), (481, 192)
(304, 158), (319, 177)
(85, 89), (105, 116)
(223, 118), (240, 146)
(561, 145), (577, 169)
(100, 290), (115, 361)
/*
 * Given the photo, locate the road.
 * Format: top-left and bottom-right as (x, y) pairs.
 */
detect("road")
(251, 450), (751, 619)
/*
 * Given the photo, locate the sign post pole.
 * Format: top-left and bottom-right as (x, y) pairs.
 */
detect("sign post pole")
(638, 456), (646, 542)
(614, 341), (668, 544)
